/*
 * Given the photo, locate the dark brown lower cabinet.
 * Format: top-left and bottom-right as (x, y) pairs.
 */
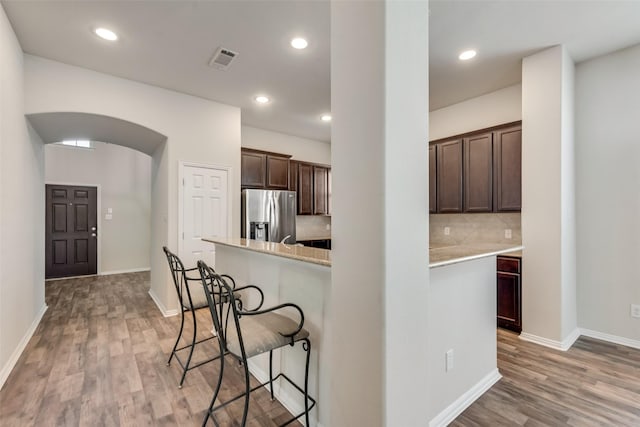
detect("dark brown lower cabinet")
(497, 256), (522, 332)
(298, 239), (331, 250)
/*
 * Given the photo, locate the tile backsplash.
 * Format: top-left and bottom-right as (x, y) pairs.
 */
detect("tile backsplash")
(430, 213), (521, 246)
(296, 215), (331, 240)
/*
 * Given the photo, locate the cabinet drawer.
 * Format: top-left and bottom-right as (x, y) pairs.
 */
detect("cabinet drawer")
(497, 256), (520, 273)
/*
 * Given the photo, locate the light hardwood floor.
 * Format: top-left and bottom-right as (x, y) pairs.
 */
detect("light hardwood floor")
(452, 329), (640, 426)
(1, 272), (639, 426)
(0, 272), (299, 427)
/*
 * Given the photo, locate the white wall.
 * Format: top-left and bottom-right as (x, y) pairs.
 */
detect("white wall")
(331, 2), (429, 425)
(44, 142), (152, 274)
(560, 49), (577, 340)
(24, 55), (241, 312)
(242, 125), (331, 165)
(0, 7), (46, 388)
(428, 258), (499, 424)
(575, 44), (640, 342)
(521, 45), (578, 346)
(429, 84), (521, 140)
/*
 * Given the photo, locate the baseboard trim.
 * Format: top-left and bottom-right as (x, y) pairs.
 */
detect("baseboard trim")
(0, 303), (48, 390)
(45, 267), (150, 282)
(428, 368), (502, 427)
(519, 327), (581, 351)
(100, 267), (150, 276)
(580, 328), (640, 350)
(148, 289), (179, 317)
(247, 360), (318, 427)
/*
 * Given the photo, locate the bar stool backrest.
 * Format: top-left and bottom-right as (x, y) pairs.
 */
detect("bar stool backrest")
(163, 246), (196, 310)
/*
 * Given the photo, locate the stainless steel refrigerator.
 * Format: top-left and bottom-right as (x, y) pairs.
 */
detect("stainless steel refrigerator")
(241, 189), (297, 244)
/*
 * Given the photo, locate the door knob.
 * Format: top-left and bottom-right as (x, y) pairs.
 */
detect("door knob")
(91, 227), (96, 231)
(91, 233), (97, 237)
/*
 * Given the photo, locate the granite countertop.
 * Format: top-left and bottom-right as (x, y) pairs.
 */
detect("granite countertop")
(202, 237), (331, 267)
(501, 250), (523, 258)
(204, 237), (522, 269)
(429, 243), (523, 268)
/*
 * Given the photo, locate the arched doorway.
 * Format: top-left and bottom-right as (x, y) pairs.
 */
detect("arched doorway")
(27, 112), (167, 279)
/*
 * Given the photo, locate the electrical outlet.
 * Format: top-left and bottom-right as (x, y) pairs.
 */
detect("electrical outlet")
(505, 229), (512, 239)
(445, 349), (454, 372)
(444, 227), (451, 236)
(631, 304), (640, 318)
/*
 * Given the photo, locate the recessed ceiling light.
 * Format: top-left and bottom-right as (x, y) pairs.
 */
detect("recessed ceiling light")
(458, 50), (477, 61)
(255, 95), (270, 104)
(291, 37), (308, 50)
(320, 114), (331, 122)
(94, 27), (118, 41)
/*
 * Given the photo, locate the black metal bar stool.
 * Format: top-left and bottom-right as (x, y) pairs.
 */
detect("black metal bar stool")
(163, 247), (221, 388)
(197, 260), (316, 426)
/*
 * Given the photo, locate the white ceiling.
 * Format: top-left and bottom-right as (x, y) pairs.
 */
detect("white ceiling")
(3, 1), (640, 143)
(429, 0), (640, 110)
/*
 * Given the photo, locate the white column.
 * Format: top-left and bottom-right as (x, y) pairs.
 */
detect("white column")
(521, 45), (578, 348)
(330, 2), (429, 426)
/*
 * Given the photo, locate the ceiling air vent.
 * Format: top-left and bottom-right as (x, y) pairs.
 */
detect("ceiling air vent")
(208, 47), (238, 71)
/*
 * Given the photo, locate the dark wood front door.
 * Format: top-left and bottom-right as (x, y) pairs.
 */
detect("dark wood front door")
(45, 184), (98, 279)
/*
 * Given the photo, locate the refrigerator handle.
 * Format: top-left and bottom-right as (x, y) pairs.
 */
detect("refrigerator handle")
(270, 194), (278, 242)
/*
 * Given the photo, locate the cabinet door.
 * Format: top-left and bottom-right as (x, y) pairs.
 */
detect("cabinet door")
(241, 151), (266, 188)
(313, 166), (329, 215)
(429, 145), (436, 213)
(464, 132), (493, 212)
(297, 163), (313, 215)
(497, 271), (521, 332)
(289, 160), (299, 192)
(436, 139), (463, 213)
(494, 126), (522, 211)
(266, 155), (289, 189)
(327, 168), (332, 215)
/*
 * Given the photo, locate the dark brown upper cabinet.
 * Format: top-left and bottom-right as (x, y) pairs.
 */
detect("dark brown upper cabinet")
(493, 126), (522, 212)
(241, 150), (266, 188)
(464, 132), (494, 212)
(436, 139), (463, 213)
(429, 145), (437, 213)
(297, 162), (314, 215)
(288, 160), (299, 192)
(313, 166), (329, 215)
(291, 161), (331, 216)
(429, 121), (521, 214)
(241, 148), (291, 190)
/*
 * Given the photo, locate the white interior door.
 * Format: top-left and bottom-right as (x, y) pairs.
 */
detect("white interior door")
(180, 164), (229, 269)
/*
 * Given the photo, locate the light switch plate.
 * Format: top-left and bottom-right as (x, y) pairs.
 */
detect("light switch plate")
(445, 349), (454, 372)
(105, 214), (113, 220)
(444, 227), (450, 236)
(631, 304), (640, 318)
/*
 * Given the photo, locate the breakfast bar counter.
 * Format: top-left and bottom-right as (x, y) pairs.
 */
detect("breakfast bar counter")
(203, 237), (331, 427)
(203, 237), (521, 269)
(203, 237), (523, 426)
(202, 237), (330, 266)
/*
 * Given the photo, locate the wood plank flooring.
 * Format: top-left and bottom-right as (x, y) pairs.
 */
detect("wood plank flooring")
(452, 329), (640, 426)
(0, 272), (299, 427)
(2, 272), (639, 426)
